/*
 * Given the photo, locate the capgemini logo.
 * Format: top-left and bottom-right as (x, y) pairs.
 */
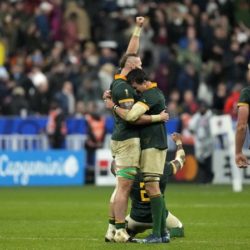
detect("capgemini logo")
(0, 154), (80, 186)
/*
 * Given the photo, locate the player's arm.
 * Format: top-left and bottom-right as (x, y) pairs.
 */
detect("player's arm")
(106, 98), (168, 124)
(133, 110), (168, 124)
(235, 103), (249, 167)
(169, 133), (185, 174)
(236, 104), (248, 154)
(126, 17), (144, 54)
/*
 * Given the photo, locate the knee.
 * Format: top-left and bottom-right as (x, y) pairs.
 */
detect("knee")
(143, 174), (161, 196)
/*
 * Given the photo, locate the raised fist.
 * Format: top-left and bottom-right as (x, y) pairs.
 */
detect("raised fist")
(171, 133), (182, 143)
(136, 16), (144, 27)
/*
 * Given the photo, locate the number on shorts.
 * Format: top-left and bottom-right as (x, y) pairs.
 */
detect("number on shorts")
(139, 182), (150, 202)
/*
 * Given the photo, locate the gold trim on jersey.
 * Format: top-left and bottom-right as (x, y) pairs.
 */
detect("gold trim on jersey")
(146, 82), (157, 89)
(238, 102), (249, 106)
(119, 98), (134, 104)
(114, 74), (127, 80)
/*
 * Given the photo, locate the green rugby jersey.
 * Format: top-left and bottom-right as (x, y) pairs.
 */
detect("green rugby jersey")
(238, 86), (250, 129)
(129, 163), (173, 223)
(138, 83), (168, 150)
(110, 74), (139, 140)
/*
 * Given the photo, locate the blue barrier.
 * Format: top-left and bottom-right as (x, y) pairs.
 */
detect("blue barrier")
(0, 116), (180, 135)
(0, 117), (86, 135)
(0, 150), (85, 186)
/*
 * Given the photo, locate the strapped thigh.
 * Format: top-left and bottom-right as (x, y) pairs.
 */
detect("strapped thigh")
(116, 167), (138, 180)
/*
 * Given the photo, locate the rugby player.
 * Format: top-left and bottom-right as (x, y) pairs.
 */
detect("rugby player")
(105, 68), (170, 243)
(105, 17), (169, 243)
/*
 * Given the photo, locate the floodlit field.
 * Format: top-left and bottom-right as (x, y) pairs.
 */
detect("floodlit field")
(0, 184), (250, 250)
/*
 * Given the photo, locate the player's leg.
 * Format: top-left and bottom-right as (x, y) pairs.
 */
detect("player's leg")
(160, 197), (170, 243)
(105, 188), (117, 242)
(166, 211), (184, 237)
(111, 138), (140, 242)
(141, 148), (167, 243)
(125, 214), (152, 236)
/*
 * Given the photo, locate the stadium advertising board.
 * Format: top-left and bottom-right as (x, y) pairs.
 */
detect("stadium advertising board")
(213, 149), (250, 184)
(0, 151), (85, 186)
(95, 149), (115, 186)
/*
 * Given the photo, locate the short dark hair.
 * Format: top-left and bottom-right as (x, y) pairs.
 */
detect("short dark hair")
(119, 53), (138, 68)
(127, 68), (147, 85)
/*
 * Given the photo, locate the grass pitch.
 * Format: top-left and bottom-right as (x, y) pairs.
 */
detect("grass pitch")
(0, 184), (250, 250)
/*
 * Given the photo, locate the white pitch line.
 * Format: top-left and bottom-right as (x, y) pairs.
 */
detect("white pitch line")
(0, 236), (99, 241)
(169, 203), (250, 208)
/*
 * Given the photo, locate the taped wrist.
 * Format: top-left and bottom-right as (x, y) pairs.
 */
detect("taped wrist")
(113, 105), (119, 111)
(133, 26), (142, 37)
(171, 149), (185, 174)
(176, 149), (185, 163)
(151, 114), (162, 123)
(176, 140), (182, 146)
(175, 149), (185, 168)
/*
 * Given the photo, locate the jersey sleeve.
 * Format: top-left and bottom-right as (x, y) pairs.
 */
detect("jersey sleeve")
(114, 81), (135, 105)
(238, 88), (250, 107)
(137, 91), (154, 110)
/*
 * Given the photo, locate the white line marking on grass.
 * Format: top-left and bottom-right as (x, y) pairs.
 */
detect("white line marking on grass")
(170, 203), (250, 208)
(0, 236), (99, 241)
(179, 240), (250, 245)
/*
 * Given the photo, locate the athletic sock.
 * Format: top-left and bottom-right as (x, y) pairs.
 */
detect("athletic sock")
(109, 218), (115, 225)
(150, 194), (163, 237)
(161, 196), (167, 235)
(115, 222), (126, 229)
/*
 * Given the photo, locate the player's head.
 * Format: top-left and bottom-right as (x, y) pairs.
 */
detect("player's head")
(120, 53), (142, 72)
(127, 68), (148, 93)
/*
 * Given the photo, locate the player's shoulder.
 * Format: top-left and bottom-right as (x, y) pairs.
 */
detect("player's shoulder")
(142, 85), (165, 102)
(239, 86), (250, 100)
(240, 86), (250, 94)
(112, 78), (134, 93)
(112, 74), (128, 86)
(113, 81), (133, 94)
(238, 86), (250, 106)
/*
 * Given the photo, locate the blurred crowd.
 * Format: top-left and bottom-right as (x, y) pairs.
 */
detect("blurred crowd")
(0, 0), (250, 120)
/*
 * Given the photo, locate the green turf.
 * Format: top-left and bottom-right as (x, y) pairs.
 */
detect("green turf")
(0, 184), (250, 250)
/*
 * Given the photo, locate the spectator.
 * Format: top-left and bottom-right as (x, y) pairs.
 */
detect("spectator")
(62, 12), (78, 50)
(84, 101), (106, 180)
(64, 1), (91, 42)
(35, 2), (53, 42)
(54, 81), (75, 116)
(46, 100), (67, 149)
(188, 101), (214, 184)
(176, 62), (199, 97)
(49, 0), (63, 42)
(212, 82), (227, 114)
(223, 83), (242, 121)
(98, 63), (115, 92)
(9, 86), (29, 116)
(180, 90), (198, 115)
